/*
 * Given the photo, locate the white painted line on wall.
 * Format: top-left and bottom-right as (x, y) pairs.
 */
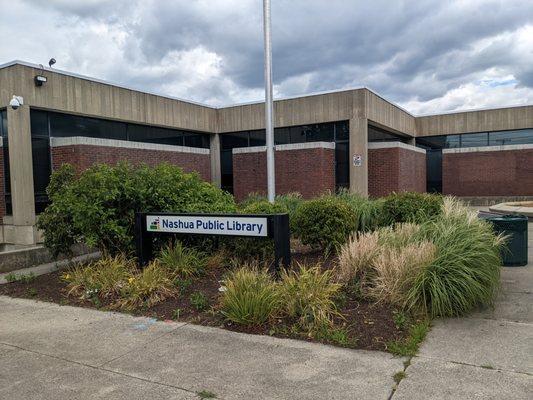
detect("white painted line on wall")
(442, 143), (533, 154)
(50, 136), (210, 155)
(368, 141), (426, 154)
(232, 141), (335, 154)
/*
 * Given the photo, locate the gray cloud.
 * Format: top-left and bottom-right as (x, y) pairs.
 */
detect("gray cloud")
(2, 0), (533, 113)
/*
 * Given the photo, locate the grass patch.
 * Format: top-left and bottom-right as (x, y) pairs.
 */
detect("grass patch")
(393, 371), (406, 384)
(5, 272), (36, 284)
(387, 320), (430, 357)
(190, 291), (209, 311)
(158, 241), (207, 279)
(197, 389), (216, 399)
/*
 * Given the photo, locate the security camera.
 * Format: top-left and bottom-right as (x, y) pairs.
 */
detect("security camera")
(9, 95), (23, 110)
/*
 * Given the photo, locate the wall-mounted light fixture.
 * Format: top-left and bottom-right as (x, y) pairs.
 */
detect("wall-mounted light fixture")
(34, 75), (47, 86)
(34, 58), (55, 87)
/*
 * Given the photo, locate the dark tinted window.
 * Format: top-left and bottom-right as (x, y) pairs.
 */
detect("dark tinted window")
(489, 129), (533, 146)
(335, 121), (349, 140)
(289, 126), (306, 143)
(0, 110), (7, 137)
(306, 124), (334, 142)
(368, 125), (409, 143)
(31, 110), (49, 137)
(461, 132), (488, 147)
(183, 132), (209, 148)
(221, 132), (249, 149)
(50, 113), (128, 140)
(335, 141), (349, 189)
(249, 130), (266, 146)
(31, 137), (51, 213)
(274, 127), (290, 144)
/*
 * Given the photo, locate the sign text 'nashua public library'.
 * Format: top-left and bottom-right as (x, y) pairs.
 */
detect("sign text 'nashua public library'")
(147, 215), (268, 237)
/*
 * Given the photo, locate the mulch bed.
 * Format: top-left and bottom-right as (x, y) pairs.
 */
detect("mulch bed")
(0, 251), (408, 352)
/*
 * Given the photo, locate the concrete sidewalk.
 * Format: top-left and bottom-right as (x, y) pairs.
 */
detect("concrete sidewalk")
(393, 223), (533, 400)
(0, 296), (404, 399)
(1, 223), (531, 399)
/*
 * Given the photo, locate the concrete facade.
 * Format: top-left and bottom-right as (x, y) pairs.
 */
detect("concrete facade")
(1, 60), (532, 244)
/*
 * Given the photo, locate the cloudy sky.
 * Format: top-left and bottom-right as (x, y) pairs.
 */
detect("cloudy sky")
(1, 0), (532, 114)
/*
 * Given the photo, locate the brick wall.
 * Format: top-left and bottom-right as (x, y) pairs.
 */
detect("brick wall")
(443, 147), (533, 196)
(50, 138), (211, 182)
(368, 143), (426, 198)
(232, 143), (335, 201)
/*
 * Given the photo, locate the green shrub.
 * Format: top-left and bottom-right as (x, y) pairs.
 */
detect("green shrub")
(274, 193), (304, 225)
(292, 196), (357, 253)
(382, 192), (443, 224)
(278, 264), (341, 332)
(158, 241), (207, 279)
(406, 198), (504, 317)
(336, 189), (387, 231)
(221, 266), (279, 326)
(233, 200), (288, 261)
(38, 162), (236, 257)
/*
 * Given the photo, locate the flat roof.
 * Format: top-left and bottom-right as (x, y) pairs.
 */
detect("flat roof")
(1, 60), (532, 118)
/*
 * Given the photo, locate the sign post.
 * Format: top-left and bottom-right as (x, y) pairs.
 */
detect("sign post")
(134, 212), (291, 274)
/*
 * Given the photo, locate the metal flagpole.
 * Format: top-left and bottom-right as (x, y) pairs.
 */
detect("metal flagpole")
(263, 0), (275, 203)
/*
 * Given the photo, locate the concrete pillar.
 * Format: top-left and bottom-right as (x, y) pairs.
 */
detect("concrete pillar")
(407, 137), (416, 146)
(209, 133), (221, 188)
(349, 117), (368, 197)
(6, 105), (36, 244)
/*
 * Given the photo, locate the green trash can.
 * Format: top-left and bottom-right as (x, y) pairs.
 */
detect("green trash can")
(479, 213), (528, 267)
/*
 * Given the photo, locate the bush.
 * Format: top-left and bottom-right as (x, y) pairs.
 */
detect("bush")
(336, 189), (387, 232)
(158, 241), (207, 279)
(370, 241), (436, 306)
(292, 196), (358, 253)
(220, 266), (279, 326)
(336, 231), (380, 286)
(382, 192), (443, 224)
(336, 224), (437, 307)
(38, 162), (236, 257)
(406, 198), (504, 317)
(233, 200), (288, 261)
(278, 264), (341, 332)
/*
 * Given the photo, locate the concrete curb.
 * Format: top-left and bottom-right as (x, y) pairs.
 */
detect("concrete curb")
(0, 251), (101, 284)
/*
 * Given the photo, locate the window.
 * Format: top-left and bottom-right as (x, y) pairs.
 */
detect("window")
(220, 120), (349, 193)
(489, 129), (533, 146)
(274, 127), (290, 144)
(221, 132), (249, 149)
(461, 132), (488, 147)
(368, 125), (409, 143)
(306, 124), (334, 142)
(249, 130), (266, 147)
(1, 110), (11, 214)
(50, 113), (128, 140)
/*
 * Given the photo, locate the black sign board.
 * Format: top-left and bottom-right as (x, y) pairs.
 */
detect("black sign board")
(134, 212), (291, 273)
